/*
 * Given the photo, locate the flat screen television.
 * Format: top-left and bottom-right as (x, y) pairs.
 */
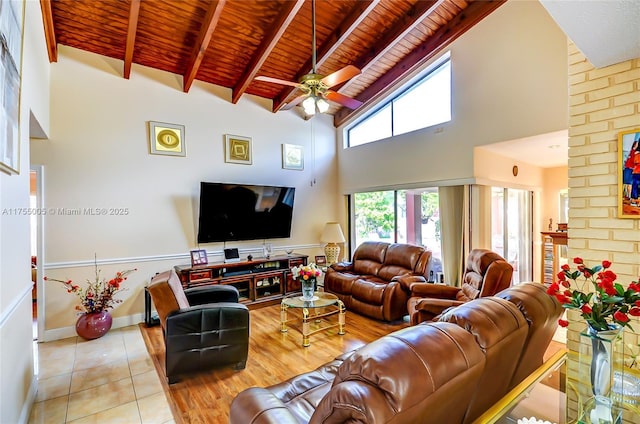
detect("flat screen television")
(197, 182), (296, 243)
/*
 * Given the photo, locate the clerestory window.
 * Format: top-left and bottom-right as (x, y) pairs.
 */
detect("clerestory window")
(346, 54), (451, 147)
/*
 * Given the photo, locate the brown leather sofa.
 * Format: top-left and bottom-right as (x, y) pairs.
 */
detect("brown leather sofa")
(229, 282), (562, 424)
(406, 248), (513, 325)
(324, 241), (431, 321)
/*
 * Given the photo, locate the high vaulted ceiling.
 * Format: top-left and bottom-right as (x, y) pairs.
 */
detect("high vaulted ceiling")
(40, 0), (505, 127)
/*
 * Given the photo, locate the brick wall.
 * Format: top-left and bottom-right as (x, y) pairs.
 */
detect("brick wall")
(567, 42), (640, 368)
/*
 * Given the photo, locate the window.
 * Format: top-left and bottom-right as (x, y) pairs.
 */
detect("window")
(347, 55), (451, 147)
(352, 188), (442, 276)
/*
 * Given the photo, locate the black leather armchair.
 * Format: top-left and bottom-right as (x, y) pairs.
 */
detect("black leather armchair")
(148, 270), (250, 384)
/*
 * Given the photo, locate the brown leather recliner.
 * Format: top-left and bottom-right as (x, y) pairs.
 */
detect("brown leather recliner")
(494, 282), (564, 389)
(229, 282), (561, 424)
(230, 322), (486, 424)
(147, 270), (250, 383)
(437, 297), (528, 423)
(324, 241), (431, 322)
(407, 249), (513, 325)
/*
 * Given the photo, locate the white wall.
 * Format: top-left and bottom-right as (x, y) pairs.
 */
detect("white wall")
(30, 45), (340, 333)
(542, 166), (569, 226)
(0, 1), (50, 423)
(337, 0), (568, 193)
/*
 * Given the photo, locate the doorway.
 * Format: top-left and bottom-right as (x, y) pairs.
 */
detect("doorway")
(30, 166), (44, 342)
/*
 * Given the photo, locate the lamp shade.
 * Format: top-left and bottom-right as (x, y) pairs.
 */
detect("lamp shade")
(321, 222), (345, 243)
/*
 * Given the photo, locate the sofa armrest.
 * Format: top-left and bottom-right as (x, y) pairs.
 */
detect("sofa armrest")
(392, 275), (427, 291)
(415, 298), (465, 315)
(184, 284), (239, 305)
(329, 261), (353, 273)
(409, 283), (460, 298)
(230, 388), (300, 424)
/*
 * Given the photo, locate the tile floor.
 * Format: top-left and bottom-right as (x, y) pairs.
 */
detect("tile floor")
(28, 325), (174, 424)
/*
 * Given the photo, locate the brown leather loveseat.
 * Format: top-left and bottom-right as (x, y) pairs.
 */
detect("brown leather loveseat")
(324, 241), (431, 321)
(229, 282), (563, 424)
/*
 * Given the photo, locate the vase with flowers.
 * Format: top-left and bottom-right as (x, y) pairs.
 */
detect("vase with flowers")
(547, 257), (640, 423)
(291, 263), (322, 301)
(45, 258), (136, 340)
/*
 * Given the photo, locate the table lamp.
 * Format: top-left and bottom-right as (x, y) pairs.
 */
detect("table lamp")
(321, 222), (345, 265)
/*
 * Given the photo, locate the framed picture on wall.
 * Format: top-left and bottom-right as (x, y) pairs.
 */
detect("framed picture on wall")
(0, 0), (25, 175)
(224, 134), (252, 165)
(282, 143), (304, 170)
(148, 121), (186, 157)
(618, 128), (640, 218)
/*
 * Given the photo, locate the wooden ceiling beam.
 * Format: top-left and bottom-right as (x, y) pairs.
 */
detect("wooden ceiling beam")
(183, 0), (227, 93)
(123, 0), (141, 79)
(334, 0), (507, 127)
(232, 0), (304, 104)
(272, 0), (379, 112)
(40, 0), (57, 62)
(333, 0), (444, 95)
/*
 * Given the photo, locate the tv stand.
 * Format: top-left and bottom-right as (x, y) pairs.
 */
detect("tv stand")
(173, 254), (308, 308)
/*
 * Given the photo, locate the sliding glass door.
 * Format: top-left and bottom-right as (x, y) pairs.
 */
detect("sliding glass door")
(490, 187), (532, 284)
(352, 188), (442, 276)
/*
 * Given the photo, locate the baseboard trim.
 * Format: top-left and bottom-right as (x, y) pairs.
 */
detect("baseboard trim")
(20, 375), (38, 424)
(42, 313), (145, 342)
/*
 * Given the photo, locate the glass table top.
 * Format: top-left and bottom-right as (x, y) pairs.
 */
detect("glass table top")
(281, 291), (339, 309)
(474, 350), (640, 424)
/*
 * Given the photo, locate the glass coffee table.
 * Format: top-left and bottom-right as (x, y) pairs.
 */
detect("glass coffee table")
(280, 292), (345, 347)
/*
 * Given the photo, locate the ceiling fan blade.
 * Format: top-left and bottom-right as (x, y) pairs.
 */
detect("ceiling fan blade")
(281, 94), (308, 110)
(321, 65), (361, 88)
(325, 91), (363, 110)
(255, 75), (301, 88)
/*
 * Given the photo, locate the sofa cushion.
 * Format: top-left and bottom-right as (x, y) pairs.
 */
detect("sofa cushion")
(378, 243), (427, 281)
(351, 241), (388, 275)
(351, 278), (387, 305)
(494, 282), (564, 388)
(148, 270), (190, 328)
(438, 297), (529, 422)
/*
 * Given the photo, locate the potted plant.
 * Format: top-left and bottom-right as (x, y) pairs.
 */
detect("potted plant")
(45, 258), (136, 340)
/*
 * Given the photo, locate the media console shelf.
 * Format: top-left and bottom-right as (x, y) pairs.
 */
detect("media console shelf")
(174, 254), (308, 308)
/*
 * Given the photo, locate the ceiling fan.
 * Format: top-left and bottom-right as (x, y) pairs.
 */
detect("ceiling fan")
(255, 0), (363, 115)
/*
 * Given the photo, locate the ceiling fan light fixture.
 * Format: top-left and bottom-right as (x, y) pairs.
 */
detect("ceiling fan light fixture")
(302, 96), (316, 115)
(316, 97), (330, 113)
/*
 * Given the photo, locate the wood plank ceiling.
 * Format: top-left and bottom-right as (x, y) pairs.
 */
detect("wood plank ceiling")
(40, 0), (506, 127)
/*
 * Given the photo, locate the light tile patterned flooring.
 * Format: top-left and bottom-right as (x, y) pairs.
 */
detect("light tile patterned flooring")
(28, 325), (174, 424)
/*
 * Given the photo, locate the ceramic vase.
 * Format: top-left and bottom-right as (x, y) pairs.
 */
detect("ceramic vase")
(75, 310), (112, 340)
(301, 278), (315, 301)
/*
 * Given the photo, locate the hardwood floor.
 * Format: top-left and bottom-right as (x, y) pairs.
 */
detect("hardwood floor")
(140, 302), (568, 424)
(140, 302), (410, 423)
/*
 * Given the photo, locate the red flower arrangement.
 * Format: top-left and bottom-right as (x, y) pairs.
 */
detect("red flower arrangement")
(45, 260), (136, 314)
(547, 257), (640, 331)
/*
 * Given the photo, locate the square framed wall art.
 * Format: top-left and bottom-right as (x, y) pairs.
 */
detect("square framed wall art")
(282, 143), (304, 170)
(618, 127), (640, 218)
(224, 134), (252, 165)
(149, 121), (186, 157)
